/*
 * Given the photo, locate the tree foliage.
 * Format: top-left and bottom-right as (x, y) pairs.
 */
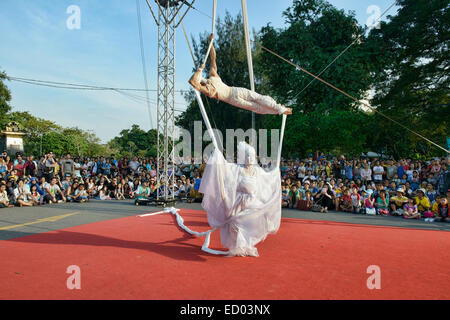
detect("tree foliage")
(257, 0), (375, 157)
(108, 124), (158, 158)
(366, 0), (450, 158)
(1, 0), (448, 159)
(0, 70), (12, 126)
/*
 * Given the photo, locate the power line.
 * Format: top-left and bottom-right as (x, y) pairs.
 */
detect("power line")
(115, 88), (187, 106)
(9, 76), (189, 110)
(8, 76), (188, 93)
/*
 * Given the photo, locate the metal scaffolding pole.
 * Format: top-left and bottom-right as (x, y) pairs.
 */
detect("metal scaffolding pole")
(145, 0), (195, 203)
(157, 4), (176, 201)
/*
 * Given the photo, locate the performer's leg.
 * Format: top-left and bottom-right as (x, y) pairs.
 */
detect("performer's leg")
(229, 87), (261, 113)
(246, 90), (286, 114)
(234, 87), (285, 115)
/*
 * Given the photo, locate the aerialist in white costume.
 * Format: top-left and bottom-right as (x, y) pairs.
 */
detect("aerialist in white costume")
(189, 34), (292, 116)
(185, 34), (290, 257)
(199, 141), (284, 257)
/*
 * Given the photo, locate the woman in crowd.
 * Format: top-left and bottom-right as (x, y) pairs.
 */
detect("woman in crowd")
(360, 164), (372, 185)
(86, 177), (96, 197)
(115, 182), (125, 200)
(350, 187), (361, 214)
(66, 182), (79, 202)
(97, 185), (111, 201)
(363, 189), (376, 215)
(314, 183), (334, 213)
(376, 190), (390, 216)
(30, 184), (41, 205)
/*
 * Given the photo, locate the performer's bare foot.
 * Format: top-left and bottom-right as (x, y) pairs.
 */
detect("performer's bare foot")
(283, 107), (292, 115)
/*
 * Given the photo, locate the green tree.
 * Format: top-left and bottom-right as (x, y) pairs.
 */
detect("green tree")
(108, 125), (158, 158)
(257, 0), (376, 157)
(367, 0), (450, 158)
(5, 111), (62, 155)
(0, 70), (12, 126)
(5, 111), (106, 157)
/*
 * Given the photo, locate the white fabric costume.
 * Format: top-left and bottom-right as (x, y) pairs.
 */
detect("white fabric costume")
(203, 76), (288, 115)
(198, 142), (282, 257)
(142, 66), (286, 257)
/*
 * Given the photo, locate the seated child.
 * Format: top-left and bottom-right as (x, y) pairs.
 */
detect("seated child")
(404, 198), (420, 219)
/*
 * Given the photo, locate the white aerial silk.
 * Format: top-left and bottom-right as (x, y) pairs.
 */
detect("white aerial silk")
(139, 142), (283, 257)
(199, 142), (282, 257)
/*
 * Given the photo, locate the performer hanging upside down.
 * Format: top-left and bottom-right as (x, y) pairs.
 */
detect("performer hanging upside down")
(189, 34), (292, 116)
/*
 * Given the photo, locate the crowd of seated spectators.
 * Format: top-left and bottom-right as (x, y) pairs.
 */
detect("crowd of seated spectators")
(0, 150), (448, 223)
(0, 151), (205, 208)
(280, 153), (449, 222)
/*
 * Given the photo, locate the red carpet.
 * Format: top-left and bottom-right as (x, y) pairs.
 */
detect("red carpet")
(0, 209), (449, 300)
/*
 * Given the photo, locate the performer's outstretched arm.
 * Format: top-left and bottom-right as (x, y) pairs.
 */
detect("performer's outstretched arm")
(188, 66), (204, 92)
(189, 64), (215, 99)
(209, 34), (219, 78)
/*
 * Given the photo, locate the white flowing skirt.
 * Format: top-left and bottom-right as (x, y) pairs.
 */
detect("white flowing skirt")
(199, 149), (282, 257)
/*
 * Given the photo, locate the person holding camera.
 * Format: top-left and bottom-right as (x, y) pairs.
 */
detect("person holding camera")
(42, 152), (56, 181)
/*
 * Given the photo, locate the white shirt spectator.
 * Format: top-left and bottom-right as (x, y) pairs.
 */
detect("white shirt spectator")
(373, 166), (384, 181)
(302, 174), (316, 182)
(74, 162), (82, 177)
(297, 165), (306, 179)
(361, 168), (372, 181)
(129, 160), (139, 172)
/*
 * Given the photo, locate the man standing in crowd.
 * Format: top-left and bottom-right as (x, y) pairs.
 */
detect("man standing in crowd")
(61, 154), (74, 178)
(43, 152), (56, 180)
(129, 157), (140, 176)
(437, 163), (449, 196)
(24, 155), (37, 177)
(373, 161), (385, 184)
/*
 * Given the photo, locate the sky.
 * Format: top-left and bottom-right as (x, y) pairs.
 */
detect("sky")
(0, 0), (398, 143)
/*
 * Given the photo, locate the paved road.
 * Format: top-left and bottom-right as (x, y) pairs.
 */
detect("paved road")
(0, 200), (448, 241)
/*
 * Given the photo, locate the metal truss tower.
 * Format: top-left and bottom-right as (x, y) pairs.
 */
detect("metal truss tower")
(144, 0), (195, 202)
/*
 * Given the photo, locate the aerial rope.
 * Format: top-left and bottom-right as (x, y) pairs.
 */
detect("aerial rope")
(255, 42), (449, 154)
(241, 0), (256, 133)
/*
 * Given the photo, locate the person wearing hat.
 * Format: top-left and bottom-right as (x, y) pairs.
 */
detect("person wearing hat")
(415, 188), (431, 214)
(174, 179), (186, 198)
(389, 188), (409, 215)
